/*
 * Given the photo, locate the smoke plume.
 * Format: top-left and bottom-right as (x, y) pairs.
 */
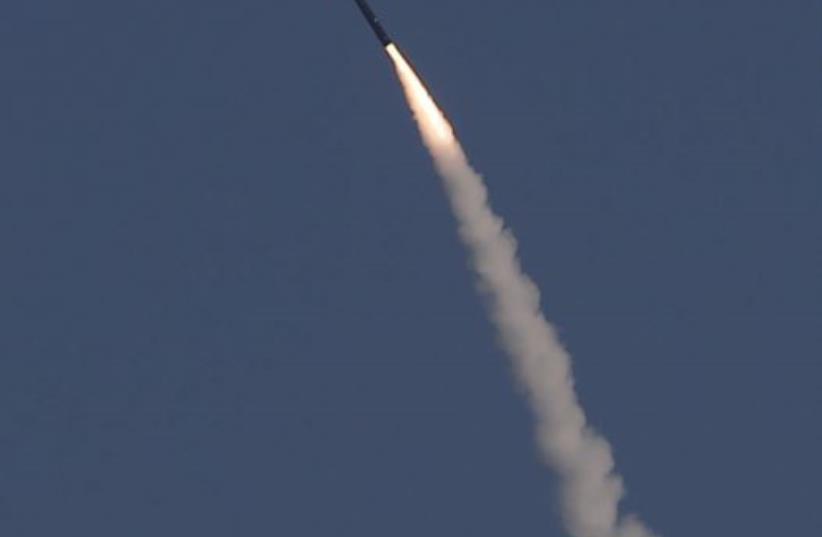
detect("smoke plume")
(385, 43), (657, 537)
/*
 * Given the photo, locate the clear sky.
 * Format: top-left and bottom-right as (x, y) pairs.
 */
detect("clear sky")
(2, 1), (820, 536)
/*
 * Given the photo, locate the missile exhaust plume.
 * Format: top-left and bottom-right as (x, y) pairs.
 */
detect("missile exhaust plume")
(384, 44), (657, 537)
(356, 3), (658, 535)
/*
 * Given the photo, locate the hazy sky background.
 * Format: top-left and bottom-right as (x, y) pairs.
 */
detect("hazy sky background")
(2, 1), (820, 536)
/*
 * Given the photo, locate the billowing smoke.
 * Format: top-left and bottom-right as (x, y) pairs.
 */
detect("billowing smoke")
(385, 43), (657, 537)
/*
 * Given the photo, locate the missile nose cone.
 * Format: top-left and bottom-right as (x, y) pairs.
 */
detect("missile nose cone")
(354, 0), (393, 47)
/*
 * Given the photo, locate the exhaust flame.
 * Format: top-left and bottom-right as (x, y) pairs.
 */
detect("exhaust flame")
(384, 43), (658, 537)
(386, 44), (456, 147)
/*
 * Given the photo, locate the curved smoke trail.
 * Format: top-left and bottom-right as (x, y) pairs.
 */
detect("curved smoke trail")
(385, 44), (657, 537)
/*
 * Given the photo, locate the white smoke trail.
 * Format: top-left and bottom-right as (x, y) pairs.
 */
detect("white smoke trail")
(385, 44), (657, 537)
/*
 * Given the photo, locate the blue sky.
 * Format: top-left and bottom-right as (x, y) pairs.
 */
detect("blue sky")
(2, 1), (820, 535)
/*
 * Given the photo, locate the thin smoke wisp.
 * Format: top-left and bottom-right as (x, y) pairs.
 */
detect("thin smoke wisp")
(385, 43), (657, 537)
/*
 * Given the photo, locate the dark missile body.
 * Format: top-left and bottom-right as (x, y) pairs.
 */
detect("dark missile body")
(354, 0), (393, 46)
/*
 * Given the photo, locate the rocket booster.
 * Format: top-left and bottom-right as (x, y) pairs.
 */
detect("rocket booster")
(353, 0), (393, 47)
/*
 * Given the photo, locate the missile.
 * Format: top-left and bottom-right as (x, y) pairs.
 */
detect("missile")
(354, 0), (393, 47)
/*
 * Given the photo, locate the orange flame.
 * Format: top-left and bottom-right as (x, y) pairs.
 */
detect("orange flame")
(385, 44), (456, 147)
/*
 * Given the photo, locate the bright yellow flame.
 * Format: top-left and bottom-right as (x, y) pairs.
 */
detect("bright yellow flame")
(385, 44), (456, 146)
